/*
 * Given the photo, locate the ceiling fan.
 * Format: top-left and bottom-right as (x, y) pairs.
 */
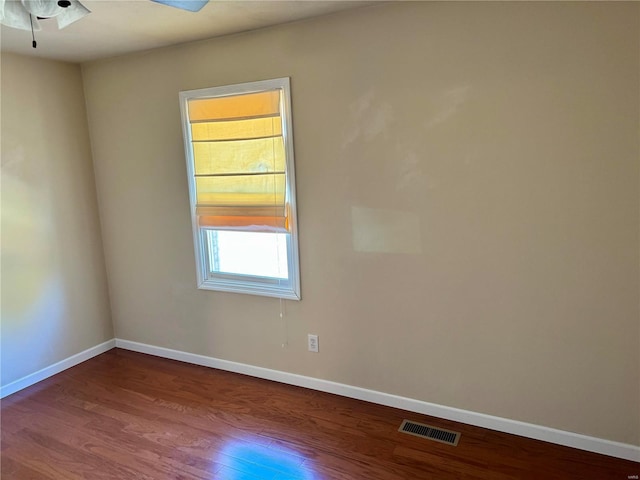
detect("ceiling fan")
(0, 0), (208, 47)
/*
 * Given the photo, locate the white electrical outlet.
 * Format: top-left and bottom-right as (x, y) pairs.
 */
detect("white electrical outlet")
(308, 334), (319, 353)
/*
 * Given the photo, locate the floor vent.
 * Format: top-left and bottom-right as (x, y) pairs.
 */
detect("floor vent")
(398, 420), (461, 446)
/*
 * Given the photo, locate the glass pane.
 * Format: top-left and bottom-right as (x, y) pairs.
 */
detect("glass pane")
(206, 230), (289, 279)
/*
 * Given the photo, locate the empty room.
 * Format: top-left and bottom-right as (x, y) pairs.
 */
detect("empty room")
(1, 1), (639, 478)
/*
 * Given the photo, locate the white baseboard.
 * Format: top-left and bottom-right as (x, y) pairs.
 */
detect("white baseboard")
(115, 338), (639, 462)
(0, 339), (116, 399)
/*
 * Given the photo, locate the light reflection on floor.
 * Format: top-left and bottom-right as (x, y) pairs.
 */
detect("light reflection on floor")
(217, 440), (318, 479)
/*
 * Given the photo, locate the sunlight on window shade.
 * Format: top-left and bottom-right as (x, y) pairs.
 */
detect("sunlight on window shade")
(188, 90), (288, 232)
(188, 91), (280, 122)
(351, 206), (422, 254)
(195, 176), (285, 205)
(191, 117), (282, 141)
(193, 137), (285, 175)
(199, 215), (287, 231)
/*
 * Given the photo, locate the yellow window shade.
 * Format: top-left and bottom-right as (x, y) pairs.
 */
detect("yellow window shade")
(195, 174), (285, 206)
(193, 137), (285, 175)
(189, 88), (290, 232)
(199, 215), (288, 232)
(197, 200), (290, 232)
(196, 205), (286, 217)
(191, 117), (282, 142)
(188, 90), (280, 122)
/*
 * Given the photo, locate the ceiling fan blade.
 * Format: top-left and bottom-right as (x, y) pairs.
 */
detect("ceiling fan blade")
(56, 0), (90, 29)
(150, 0), (208, 12)
(0, 0), (41, 31)
(21, 0), (61, 17)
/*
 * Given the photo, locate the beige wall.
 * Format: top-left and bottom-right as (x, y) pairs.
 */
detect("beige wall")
(1, 53), (113, 386)
(81, 2), (639, 445)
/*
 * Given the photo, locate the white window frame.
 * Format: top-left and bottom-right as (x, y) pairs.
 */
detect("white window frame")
(179, 78), (301, 300)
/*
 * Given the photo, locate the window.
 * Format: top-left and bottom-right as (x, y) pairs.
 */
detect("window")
(179, 78), (300, 300)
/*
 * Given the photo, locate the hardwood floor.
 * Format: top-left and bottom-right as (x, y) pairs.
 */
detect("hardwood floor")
(1, 349), (638, 479)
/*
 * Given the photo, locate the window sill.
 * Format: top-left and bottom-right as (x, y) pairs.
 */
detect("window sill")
(198, 276), (301, 300)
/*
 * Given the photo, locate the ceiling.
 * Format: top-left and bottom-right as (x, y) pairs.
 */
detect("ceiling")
(0, 0), (375, 63)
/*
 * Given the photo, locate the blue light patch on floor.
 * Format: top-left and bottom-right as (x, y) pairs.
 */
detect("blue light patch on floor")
(217, 441), (318, 479)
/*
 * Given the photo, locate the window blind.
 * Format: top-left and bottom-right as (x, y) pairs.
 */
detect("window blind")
(188, 90), (288, 232)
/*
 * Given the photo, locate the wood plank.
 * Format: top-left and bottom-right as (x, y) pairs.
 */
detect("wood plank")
(2, 349), (638, 479)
